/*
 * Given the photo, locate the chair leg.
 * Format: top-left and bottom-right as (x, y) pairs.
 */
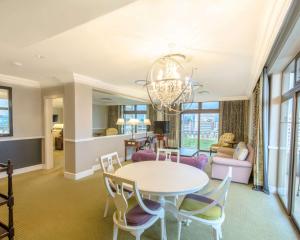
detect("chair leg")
(177, 221), (182, 240)
(103, 197), (109, 218)
(219, 225), (223, 239)
(135, 230), (143, 240)
(113, 224), (118, 240)
(161, 217), (164, 240)
(212, 226), (220, 240)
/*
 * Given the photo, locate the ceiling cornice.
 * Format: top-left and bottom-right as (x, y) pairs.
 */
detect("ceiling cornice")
(0, 73), (40, 88)
(73, 73), (149, 103)
(247, 0), (293, 97)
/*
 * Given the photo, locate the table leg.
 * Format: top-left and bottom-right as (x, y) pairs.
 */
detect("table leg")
(158, 196), (167, 240)
(125, 146), (127, 161)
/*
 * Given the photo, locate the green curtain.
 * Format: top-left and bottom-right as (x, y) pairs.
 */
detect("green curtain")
(220, 100), (249, 142)
(148, 105), (157, 132)
(251, 68), (269, 193)
(163, 108), (180, 148)
(107, 105), (120, 128)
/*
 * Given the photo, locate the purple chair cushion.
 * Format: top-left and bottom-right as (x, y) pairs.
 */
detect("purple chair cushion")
(126, 199), (161, 226)
(132, 150), (208, 170)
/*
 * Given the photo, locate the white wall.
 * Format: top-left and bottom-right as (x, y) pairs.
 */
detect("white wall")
(92, 104), (108, 130)
(53, 107), (64, 124)
(0, 81), (42, 139)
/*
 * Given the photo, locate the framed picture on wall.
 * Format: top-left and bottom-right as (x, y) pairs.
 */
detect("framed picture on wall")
(0, 86), (13, 137)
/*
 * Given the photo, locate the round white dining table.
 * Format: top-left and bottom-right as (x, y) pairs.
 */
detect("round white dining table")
(114, 160), (209, 205)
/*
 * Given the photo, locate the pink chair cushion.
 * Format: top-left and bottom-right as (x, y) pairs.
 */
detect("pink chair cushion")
(212, 156), (252, 168)
(126, 199), (161, 226)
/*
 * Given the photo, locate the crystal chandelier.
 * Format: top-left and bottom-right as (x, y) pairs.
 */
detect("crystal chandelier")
(146, 54), (194, 114)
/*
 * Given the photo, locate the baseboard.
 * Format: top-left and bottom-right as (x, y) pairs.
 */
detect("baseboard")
(0, 164), (44, 178)
(66, 156), (126, 180)
(64, 168), (94, 180)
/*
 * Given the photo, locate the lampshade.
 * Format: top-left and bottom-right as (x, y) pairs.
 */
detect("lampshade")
(144, 119), (151, 126)
(53, 123), (64, 129)
(116, 118), (125, 125)
(128, 118), (140, 125)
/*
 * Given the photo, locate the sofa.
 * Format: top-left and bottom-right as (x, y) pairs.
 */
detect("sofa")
(211, 142), (253, 184)
(132, 149), (208, 170)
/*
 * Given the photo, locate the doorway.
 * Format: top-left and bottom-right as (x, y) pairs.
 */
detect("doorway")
(44, 97), (64, 171)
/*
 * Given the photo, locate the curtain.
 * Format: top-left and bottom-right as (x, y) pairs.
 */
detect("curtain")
(107, 105), (120, 129)
(220, 100), (249, 142)
(252, 67), (270, 193)
(164, 108), (180, 148)
(148, 105), (157, 132)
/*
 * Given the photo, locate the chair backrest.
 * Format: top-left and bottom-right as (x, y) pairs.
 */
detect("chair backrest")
(103, 172), (161, 226)
(100, 152), (122, 173)
(183, 167), (232, 217)
(219, 133), (235, 146)
(156, 148), (180, 163)
(106, 128), (118, 136)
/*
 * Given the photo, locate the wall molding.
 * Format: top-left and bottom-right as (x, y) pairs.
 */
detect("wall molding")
(0, 136), (44, 142)
(73, 73), (148, 102)
(64, 132), (153, 143)
(64, 168), (94, 180)
(64, 137), (95, 143)
(0, 164), (44, 178)
(0, 73), (40, 88)
(65, 157), (125, 180)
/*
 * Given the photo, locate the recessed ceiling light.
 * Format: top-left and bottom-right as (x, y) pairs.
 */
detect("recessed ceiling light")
(100, 97), (113, 102)
(198, 90), (209, 95)
(134, 80), (146, 86)
(12, 61), (23, 67)
(35, 54), (45, 59)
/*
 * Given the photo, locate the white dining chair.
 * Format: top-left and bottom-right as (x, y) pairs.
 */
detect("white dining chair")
(100, 152), (132, 218)
(156, 148), (180, 163)
(168, 167), (232, 240)
(103, 172), (167, 240)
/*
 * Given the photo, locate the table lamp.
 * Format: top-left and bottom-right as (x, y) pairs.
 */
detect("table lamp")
(144, 119), (151, 138)
(128, 118), (140, 139)
(116, 118), (125, 134)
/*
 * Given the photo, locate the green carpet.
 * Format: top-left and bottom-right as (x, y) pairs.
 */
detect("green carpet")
(0, 157), (299, 240)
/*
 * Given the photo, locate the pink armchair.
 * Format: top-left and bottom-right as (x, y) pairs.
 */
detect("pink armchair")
(211, 143), (253, 184)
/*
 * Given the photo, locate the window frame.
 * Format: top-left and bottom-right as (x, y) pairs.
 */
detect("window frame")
(179, 102), (220, 151)
(0, 86), (13, 137)
(122, 104), (148, 134)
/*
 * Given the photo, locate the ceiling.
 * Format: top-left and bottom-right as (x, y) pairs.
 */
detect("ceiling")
(0, 0), (292, 101)
(93, 90), (146, 106)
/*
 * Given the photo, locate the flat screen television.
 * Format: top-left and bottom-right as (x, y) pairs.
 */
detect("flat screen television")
(52, 114), (58, 123)
(154, 121), (170, 134)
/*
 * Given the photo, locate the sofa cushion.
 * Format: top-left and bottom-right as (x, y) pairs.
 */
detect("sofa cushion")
(212, 156), (252, 168)
(233, 142), (248, 161)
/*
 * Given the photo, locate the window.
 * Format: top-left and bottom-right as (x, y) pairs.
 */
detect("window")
(180, 102), (219, 151)
(123, 105), (148, 134)
(282, 60), (295, 94)
(0, 87), (12, 136)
